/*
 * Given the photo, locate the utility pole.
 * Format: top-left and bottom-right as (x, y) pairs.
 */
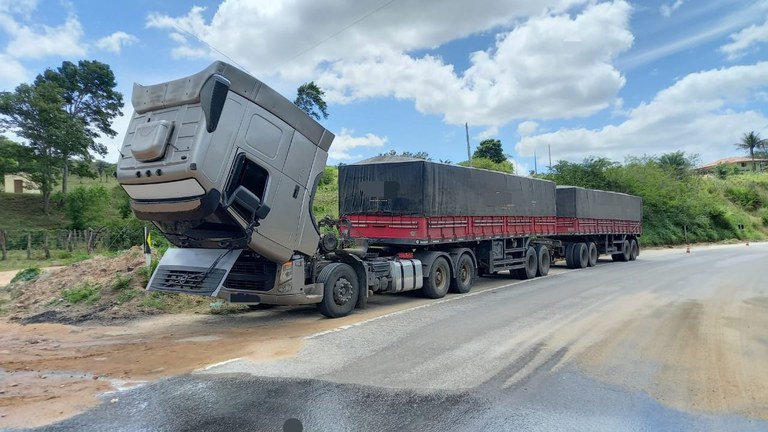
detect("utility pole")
(548, 144), (552, 172)
(465, 123), (471, 167)
(534, 150), (538, 175)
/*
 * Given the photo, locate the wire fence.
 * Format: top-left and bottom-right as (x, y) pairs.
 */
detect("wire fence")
(0, 226), (146, 261)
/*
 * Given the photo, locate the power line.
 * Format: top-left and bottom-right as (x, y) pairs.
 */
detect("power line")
(280, 0), (400, 65)
(172, 24), (252, 74)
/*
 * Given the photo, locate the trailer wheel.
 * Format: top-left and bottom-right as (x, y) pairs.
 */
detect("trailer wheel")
(535, 245), (550, 276)
(612, 240), (631, 262)
(565, 243), (576, 269)
(450, 254), (475, 294)
(629, 239), (639, 261)
(521, 247), (538, 279)
(574, 243), (589, 269)
(587, 242), (598, 267)
(423, 257), (450, 299)
(317, 263), (359, 318)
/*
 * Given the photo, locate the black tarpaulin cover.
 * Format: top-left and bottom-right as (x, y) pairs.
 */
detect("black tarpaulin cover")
(555, 186), (643, 221)
(338, 160), (557, 217)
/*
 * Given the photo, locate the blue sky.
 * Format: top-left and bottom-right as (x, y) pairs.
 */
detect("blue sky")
(0, 0), (767, 175)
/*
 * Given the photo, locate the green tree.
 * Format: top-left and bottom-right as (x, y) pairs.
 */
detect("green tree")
(473, 139), (506, 163)
(36, 60), (123, 194)
(71, 159), (97, 182)
(0, 135), (24, 177)
(542, 157), (619, 190)
(735, 131), (766, 172)
(0, 81), (76, 213)
(657, 151), (696, 180)
(379, 150), (432, 160)
(294, 81), (328, 121)
(94, 160), (112, 182)
(459, 157), (514, 173)
(64, 185), (110, 229)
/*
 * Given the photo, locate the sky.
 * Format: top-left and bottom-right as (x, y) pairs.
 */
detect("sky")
(0, 0), (767, 175)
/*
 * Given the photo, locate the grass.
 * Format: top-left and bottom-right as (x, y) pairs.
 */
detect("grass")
(0, 192), (68, 229)
(61, 281), (101, 304)
(10, 267), (41, 283)
(111, 273), (133, 291)
(0, 249), (92, 272)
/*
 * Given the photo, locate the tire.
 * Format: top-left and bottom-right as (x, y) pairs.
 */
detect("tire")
(574, 242), (589, 269)
(423, 257), (450, 299)
(317, 263), (360, 318)
(612, 240), (630, 262)
(587, 242), (598, 267)
(565, 243), (576, 269)
(450, 254), (475, 294)
(247, 303), (274, 311)
(535, 245), (550, 277)
(521, 247), (538, 279)
(629, 239), (639, 261)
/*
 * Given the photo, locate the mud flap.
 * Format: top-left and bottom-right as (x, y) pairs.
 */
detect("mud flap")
(147, 248), (243, 296)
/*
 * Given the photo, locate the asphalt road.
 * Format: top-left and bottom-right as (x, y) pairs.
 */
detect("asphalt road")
(15, 243), (768, 432)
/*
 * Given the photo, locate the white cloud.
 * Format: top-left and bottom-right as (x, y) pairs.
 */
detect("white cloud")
(320, 1), (633, 127)
(96, 31), (139, 54)
(720, 19), (768, 60)
(517, 121), (539, 136)
(515, 62), (768, 164)
(328, 128), (388, 161)
(0, 53), (27, 89)
(1, 13), (86, 59)
(145, 0), (631, 127)
(660, 0), (684, 18)
(476, 126), (499, 140)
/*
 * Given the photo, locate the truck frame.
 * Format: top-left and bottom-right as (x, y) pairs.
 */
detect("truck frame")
(116, 62), (642, 318)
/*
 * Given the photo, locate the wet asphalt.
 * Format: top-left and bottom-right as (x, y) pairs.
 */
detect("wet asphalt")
(11, 244), (768, 432)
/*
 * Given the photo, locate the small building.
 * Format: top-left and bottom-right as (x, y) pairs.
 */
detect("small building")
(696, 157), (768, 174)
(3, 174), (41, 194)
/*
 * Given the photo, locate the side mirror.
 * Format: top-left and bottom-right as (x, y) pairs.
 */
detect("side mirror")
(227, 186), (269, 223)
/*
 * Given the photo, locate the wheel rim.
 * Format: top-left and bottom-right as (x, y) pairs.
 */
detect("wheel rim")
(435, 265), (447, 289)
(459, 261), (471, 285)
(333, 278), (353, 305)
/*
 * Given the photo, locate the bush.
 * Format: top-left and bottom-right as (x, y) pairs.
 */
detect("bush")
(62, 281), (101, 304)
(64, 186), (110, 230)
(10, 267), (41, 283)
(726, 186), (763, 211)
(111, 273), (133, 291)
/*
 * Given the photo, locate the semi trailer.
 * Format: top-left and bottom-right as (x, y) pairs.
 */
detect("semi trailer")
(116, 62), (642, 318)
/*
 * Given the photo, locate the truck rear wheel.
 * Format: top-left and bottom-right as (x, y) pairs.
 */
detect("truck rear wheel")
(629, 239), (639, 261)
(574, 243), (589, 269)
(612, 240), (631, 262)
(423, 257), (450, 299)
(521, 247), (538, 279)
(565, 243), (576, 269)
(450, 254), (474, 294)
(587, 242), (598, 267)
(318, 263), (360, 318)
(535, 245), (550, 276)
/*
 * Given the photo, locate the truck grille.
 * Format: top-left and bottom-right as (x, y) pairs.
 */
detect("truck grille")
(224, 255), (277, 292)
(150, 266), (227, 295)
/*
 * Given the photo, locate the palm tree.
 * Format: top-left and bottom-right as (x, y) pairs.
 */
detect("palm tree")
(735, 131), (767, 172)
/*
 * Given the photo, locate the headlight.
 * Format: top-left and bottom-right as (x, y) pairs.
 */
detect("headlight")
(278, 261), (293, 285)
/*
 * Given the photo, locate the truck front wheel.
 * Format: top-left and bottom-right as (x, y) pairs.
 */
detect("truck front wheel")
(318, 263), (360, 318)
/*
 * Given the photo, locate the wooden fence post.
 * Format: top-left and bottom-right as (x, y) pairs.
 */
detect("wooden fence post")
(87, 229), (94, 255)
(0, 230), (6, 261)
(26, 232), (32, 259)
(66, 230), (73, 252)
(43, 231), (50, 259)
